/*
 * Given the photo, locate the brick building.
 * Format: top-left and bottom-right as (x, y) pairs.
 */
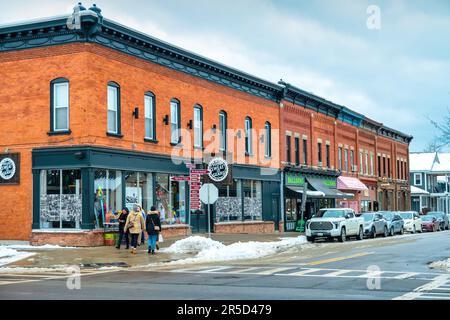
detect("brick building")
(0, 4), (412, 244)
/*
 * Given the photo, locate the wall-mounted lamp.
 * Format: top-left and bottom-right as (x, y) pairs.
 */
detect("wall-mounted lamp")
(132, 107), (139, 119)
(187, 120), (193, 130)
(236, 130), (242, 138)
(74, 151), (85, 159)
(163, 115), (169, 125)
(212, 124), (217, 133)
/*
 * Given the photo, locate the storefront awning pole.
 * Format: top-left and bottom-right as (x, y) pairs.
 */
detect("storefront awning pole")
(300, 182), (308, 222)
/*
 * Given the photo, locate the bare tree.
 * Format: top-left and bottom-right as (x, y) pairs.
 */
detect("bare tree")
(428, 110), (450, 150)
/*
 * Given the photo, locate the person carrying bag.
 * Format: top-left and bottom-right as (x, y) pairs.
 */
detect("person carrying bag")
(124, 204), (146, 254)
(146, 206), (162, 255)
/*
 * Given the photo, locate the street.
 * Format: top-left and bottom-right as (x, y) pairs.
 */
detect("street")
(1, 231), (450, 300)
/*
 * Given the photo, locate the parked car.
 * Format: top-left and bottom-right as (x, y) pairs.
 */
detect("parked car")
(421, 215), (440, 232)
(305, 208), (364, 243)
(362, 212), (389, 238)
(399, 211), (422, 233)
(379, 211), (404, 236)
(427, 212), (449, 231)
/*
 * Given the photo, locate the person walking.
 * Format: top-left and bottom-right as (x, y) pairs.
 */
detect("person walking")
(124, 204), (146, 254)
(146, 206), (161, 255)
(138, 205), (147, 246)
(116, 207), (130, 249)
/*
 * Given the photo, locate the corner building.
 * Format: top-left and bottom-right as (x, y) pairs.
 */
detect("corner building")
(0, 5), (411, 244)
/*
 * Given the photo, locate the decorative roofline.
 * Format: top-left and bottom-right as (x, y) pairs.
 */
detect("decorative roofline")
(0, 3), (412, 143)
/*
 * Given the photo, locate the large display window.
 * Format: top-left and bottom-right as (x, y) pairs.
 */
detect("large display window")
(155, 173), (187, 225)
(216, 180), (242, 222)
(94, 170), (123, 227)
(243, 180), (262, 221)
(39, 169), (82, 229)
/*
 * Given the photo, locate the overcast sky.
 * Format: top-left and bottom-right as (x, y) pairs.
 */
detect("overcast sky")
(1, 0), (449, 152)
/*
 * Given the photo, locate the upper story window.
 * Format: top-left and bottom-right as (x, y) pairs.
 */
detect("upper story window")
(107, 82), (121, 135)
(365, 152), (369, 175)
(294, 137), (300, 166)
(144, 92), (156, 141)
(317, 141), (322, 166)
(219, 111), (227, 151)
(193, 105), (203, 148)
(50, 78), (69, 133)
(344, 148), (349, 172)
(302, 138), (308, 165)
(326, 144), (330, 168)
(170, 99), (181, 144)
(286, 135), (291, 163)
(245, 117), (253, 155)
(264, 122), (272, 158)
(414, 173), (422, 186)
(338, 147), (343, 171)
(360, 151), (364, 174)
(370, 153), (374, 176)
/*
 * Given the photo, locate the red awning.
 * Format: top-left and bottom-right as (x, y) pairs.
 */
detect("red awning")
(337, 176), (368, 191)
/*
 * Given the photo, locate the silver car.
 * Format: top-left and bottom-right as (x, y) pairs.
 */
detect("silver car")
(362, 212), (389, 238)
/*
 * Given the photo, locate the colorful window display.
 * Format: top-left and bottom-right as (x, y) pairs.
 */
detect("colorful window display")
(94, 170), (123, 227)
(216, 180), (242, 222)
(155, 173), (187, 225)
(39, 169), (82, 229)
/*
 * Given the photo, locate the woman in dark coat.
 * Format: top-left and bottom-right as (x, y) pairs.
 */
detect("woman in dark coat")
(146, 206), (161, 255)
(116, 208), (130, 249)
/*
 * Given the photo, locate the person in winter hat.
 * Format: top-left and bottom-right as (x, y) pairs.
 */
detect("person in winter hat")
(116, 207), (130, 249)
(124, 204), (146, 254)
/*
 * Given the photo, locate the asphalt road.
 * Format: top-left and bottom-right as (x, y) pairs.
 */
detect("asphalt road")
(1, 230), (450, 300)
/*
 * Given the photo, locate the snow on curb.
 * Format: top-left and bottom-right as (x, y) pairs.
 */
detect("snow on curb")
(0, 247), (36, 267)
(429, 258), (450, 272)
(159, 235), (309, 265)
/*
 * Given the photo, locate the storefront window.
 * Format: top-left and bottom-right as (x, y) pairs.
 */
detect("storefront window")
(155, 173), (187, 225)
(243, 180), (262, 221)
(216, 180), (242, 222)
(40, 169), (82, 229)
(285, 198), (296, 222)
(94, 170), (123, 227)
(124, 171), (153, 212)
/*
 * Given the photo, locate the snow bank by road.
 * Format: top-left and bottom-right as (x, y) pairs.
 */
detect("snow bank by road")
(161, 236), (309, 264)
(0, 247), (36, 267)
(429, 258), (450, 272)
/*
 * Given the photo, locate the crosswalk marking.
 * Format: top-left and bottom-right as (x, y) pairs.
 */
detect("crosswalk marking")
(324, 269), (354, 277)
(394, 274), (450, 300)
(280, 268), (323, 276)
(393, 272), (419, 280)
(255, 267), (295, 275)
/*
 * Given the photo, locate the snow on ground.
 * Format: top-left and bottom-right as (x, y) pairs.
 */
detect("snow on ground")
(429, 258), (450, 272)
(0, 247), (36, 267)
(0, 266), (70, 273)
(160, 235), (309, 265)
(5, 244), (75, 250)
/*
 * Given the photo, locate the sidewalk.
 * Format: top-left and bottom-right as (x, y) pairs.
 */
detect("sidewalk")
(2, 232), (302, 271)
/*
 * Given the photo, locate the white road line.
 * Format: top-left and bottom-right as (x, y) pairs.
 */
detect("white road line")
(323, 270), (355, 277)
(393, 272), (420, 280)
(254, 267), (295, 275)
(198, 267), (233, 273)
(356, 271), (383, 278)
(280, 268), (324, 276)
(227, 267), (263, 274)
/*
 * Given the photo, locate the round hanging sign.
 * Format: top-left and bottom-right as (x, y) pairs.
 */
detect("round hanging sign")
(207, 157), (229, 182)
(0, 157), (16, 180)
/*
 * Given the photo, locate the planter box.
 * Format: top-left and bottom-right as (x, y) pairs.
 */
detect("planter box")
(214, 221), (275, 234)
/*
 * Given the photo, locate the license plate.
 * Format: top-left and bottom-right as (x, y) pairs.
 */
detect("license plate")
(317, 233), (324, 236)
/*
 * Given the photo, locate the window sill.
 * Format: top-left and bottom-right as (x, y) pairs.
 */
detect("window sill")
(170, 142), (182, 147)
(106, 132), (123, 138)
(47, 130), (71, 136)
(144, 138), (159, 144)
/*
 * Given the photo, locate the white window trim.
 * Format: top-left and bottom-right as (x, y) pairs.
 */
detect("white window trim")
(53, 82), (69, 131)
(414, 173), (422, 186)
(193, 106), (202, 148)
(107, 85), (118, 134)
(144, 94), (154, 140)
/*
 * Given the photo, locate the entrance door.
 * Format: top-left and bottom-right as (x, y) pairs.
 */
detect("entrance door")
(190, 204), (213, 234)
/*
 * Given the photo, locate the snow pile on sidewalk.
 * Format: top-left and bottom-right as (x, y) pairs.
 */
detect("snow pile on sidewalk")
(161, 236), (309, 264)
(429, 258), (450, 272)
(0, 247), (36, 267)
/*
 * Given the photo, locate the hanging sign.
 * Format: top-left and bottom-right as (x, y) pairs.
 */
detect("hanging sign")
(207, 157), (229, 182)
(0, 153), (20, 185)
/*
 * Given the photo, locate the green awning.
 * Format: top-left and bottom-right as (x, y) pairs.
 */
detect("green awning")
(306, 177), (353, 199)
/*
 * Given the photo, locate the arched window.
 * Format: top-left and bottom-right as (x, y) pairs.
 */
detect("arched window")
(107, 81), (121, 135)
(144, 92), (156, 141)
(50, 78), (70, 133)
(219, 111), (227, 152)
(193, 104), (203, 148)
(245, 116), (252, 155)
(170, 98), (181, 144)
(264, 121), (271, 157)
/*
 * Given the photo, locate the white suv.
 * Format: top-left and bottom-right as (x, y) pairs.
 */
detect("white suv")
(305, 208), (364, 243)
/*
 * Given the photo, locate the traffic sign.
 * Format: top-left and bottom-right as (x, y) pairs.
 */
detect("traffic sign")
(199, 183), (219, 204)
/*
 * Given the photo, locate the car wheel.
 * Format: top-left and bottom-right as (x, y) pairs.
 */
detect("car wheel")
(307, 236), (315, 243)
(339, 228), (346, 243)
(390, 227), (395, 236)
(371, 227), (376, 239)
(383, 226), (388, 237)
(400, 227), (404, 235)
(413, 226), (416, 234)
(357, 226), (364, 241)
